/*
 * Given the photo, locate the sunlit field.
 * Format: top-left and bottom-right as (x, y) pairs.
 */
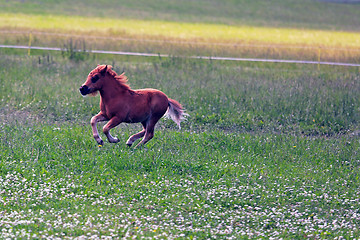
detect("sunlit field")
(2, 13), (360, 47)
(1, 0), (360, 239)
(1, 12), (360, 63)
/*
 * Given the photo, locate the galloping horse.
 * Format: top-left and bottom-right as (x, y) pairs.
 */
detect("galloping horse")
(79, 65), (188, 148)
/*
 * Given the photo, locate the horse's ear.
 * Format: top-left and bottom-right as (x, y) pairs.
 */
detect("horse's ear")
(100, 65), (108, 75)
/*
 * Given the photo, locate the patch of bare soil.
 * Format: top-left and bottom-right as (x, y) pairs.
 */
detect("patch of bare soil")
(0, 108), (43, 126)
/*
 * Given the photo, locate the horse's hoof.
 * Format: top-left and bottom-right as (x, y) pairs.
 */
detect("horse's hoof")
(126, 139), (134, 147)
(109, 137), (120, 143)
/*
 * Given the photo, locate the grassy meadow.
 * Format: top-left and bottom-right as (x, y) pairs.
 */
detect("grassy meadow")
(1, 0), (360, 239)
(1, 54), (360, 239)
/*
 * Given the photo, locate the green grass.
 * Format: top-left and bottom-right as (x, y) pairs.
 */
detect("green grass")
(1, 120), (360, 239)
(0, 54), (360, 238)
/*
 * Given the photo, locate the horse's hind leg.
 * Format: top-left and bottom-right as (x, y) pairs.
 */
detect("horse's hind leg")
(103, 117), (122, 143)
(135, 118), (159, 148)
(126, 122), (146, 147)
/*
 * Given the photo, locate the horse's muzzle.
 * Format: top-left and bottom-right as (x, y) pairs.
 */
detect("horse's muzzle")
(79, 85), (90, 95)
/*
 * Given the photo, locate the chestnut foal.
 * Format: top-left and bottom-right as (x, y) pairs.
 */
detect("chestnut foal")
(79, 65), (188, 148)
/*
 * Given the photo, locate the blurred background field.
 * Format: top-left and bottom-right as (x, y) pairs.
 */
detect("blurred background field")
(0, 0), (360, 239)
(1, 0), (360, 30)
(1, 0), (360, 63)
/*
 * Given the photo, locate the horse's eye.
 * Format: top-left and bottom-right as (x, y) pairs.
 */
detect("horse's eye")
(91, 75), (100, 83)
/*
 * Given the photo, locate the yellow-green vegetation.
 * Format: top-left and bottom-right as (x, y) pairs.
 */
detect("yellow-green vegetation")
(0, 13), (359, 47)
(1, 13), (360, 47)
(1, 13), (360, 62)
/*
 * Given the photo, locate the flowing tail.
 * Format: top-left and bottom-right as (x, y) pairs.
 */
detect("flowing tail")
(165, 98), (189, 129)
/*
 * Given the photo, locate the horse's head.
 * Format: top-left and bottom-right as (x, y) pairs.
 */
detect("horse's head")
(79, 65), (109, 96)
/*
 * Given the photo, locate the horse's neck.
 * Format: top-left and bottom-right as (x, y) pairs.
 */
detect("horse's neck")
(100, 79), (128, 101)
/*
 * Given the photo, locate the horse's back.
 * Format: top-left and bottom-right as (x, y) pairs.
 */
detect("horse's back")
(135, 88), (168, 101)
(135, 88), (169, 117)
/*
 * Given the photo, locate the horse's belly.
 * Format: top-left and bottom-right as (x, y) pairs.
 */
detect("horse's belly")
(124, 115), (147, 123)
(123, 109), (151, 123)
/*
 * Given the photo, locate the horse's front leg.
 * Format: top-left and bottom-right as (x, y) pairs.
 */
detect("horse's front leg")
(103, 117), (122, 143)
(91, 113), (108, 145)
